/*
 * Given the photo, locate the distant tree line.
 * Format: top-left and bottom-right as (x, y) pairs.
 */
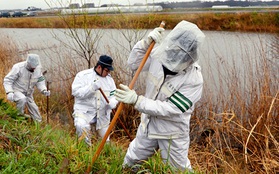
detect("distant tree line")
(152, 1), (279, 8)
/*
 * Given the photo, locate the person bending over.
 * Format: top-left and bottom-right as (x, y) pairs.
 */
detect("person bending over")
(4, 53), (50, 122)
(115, 20), (205, 172)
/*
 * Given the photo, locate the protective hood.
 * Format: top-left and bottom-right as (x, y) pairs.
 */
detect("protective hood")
(26, 54), (40, 69)
(153, 20), (205, 73)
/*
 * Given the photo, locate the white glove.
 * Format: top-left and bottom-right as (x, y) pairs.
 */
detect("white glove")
(92, 80), (101, 91)
(107, 98), (118, 110)
(42, 90), (51, 96)
(147, 27), (165, 44)
(7, 92), (14, 101)
(115, 84), (138, 105)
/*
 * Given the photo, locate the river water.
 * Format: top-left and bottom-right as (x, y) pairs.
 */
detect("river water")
(0, 28), (275, 62)
(0, 28), (277, 101)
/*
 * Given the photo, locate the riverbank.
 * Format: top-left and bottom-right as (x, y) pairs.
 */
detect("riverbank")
(0, 12), (278, 33)
(0, 11), (278, 173)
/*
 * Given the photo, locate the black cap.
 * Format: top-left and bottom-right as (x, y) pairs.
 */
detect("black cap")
(98, 55), (114, 71)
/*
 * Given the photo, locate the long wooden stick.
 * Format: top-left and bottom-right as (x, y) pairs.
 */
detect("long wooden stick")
(86, 21), (166, 173)
(46, 81), (50, 123)
(42, 70), (50, 124)
(99, 88), (133, 141)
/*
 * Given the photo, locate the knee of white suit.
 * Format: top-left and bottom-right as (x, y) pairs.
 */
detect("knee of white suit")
(74, 117), (91, 138)
(16, 97), (27, 113)
(123, 155), (135, 167)
(97, 126), (110, 141)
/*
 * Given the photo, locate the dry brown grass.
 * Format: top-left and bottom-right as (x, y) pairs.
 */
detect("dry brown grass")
(189, 34), (279, 173)
(0, 35), (22, 99)
(0, 12), (278, 32)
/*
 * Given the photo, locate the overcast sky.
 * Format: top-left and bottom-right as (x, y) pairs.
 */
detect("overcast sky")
(0, 0), (194, 10)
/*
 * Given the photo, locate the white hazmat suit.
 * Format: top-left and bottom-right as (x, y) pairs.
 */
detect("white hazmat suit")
(72, 55), (118, 146)
(3, 54), (50, 122)
(115, 20), (205, 171)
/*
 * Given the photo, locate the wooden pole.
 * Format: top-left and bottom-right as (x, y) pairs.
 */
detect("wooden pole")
(46, 81), (50, 123)
(42, 70), (50, 124)
(99, 88), (133, 141)
(86, 21), (166, 173)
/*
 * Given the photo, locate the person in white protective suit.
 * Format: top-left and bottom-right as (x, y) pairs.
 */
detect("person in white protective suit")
(115, 20), (205, 172)
(3, 54), (51, 122)
(72, 55), (118, 146)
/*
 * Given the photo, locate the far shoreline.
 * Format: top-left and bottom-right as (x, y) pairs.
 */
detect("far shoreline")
(0, 11), (278, 33)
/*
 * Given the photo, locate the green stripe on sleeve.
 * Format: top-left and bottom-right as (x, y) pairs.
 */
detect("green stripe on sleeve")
(175, 91), (193, 107)
(169, 97), (186, 112)
(169, 91), (192, 113)
(37, 76), (45, 82)
(110, 90), (115, 96)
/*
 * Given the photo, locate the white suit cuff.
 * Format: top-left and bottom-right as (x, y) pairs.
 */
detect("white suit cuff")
(134, 95), (144, 109)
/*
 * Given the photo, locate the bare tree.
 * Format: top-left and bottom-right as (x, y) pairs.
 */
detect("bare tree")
(46, 0), (104, 69)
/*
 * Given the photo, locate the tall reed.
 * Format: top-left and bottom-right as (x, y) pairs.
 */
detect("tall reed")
(190, 34), (279, 173)
(0, 35), (22, 99)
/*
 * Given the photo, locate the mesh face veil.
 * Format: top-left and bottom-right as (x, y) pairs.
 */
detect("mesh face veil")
(153, 20), (205, 73)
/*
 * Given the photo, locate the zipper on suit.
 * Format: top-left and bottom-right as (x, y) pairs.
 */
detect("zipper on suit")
(27, 73), (32, 95)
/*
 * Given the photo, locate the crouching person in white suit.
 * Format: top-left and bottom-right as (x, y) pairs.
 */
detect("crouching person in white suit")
(3, 54), (50, 122)
(72, 55), (118, 146)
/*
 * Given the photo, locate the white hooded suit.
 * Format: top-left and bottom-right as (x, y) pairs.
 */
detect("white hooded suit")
(3, 54), (48, 122)
(72, 68), (117, 144)
(123, 21), (205, 171)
